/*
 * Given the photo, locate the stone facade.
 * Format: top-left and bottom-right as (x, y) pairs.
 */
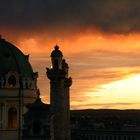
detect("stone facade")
(0, 38), (38, 140)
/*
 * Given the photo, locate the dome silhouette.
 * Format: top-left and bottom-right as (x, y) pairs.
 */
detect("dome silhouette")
(51, 45), (63, 57)
(0, 38), (33, 78)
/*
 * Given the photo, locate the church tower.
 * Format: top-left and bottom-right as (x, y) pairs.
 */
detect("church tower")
(46, 45), (72, 140)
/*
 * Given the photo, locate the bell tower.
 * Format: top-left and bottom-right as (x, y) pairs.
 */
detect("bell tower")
(46, 45), (72, 140)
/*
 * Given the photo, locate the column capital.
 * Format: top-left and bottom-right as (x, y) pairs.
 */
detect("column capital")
(46, 68), (66, 80)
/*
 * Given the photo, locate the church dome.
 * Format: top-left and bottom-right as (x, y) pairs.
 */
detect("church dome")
(51, 45), (63, 57)
(0, 38), (33, 78)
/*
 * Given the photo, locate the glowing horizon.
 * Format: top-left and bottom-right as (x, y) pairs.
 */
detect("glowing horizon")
(14, 32), (140, 110)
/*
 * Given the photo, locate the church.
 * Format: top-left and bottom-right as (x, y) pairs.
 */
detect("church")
(0, 37), (72, 140)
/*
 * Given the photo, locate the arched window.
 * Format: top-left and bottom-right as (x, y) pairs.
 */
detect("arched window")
(8, 75), (16, 87)
(54, 60), (59, 69)
(8, 107), (17, 128)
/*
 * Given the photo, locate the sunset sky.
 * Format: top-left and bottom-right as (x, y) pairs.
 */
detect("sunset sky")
(1, 0), (140, 109)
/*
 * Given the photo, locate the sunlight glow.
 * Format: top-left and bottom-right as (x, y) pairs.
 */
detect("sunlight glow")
(85, 74), (140, 109)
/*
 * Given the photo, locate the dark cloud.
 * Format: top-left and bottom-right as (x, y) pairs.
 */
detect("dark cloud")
(69, 50), (140, 71)
(0, 0), (140, 34)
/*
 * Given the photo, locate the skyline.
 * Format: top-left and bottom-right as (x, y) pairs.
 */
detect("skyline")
(1, 0), (140, 109)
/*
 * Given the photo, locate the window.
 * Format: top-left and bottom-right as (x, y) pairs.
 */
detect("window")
(8, 75), (16, 87)
(124, 136), (127, 140)
(8, 107), (17, 128)
(54, 60), (59, 69)
(118, 136), (121, 140)
(110, 136), (112, 140)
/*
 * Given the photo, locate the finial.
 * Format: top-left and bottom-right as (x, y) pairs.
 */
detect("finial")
(55, 45), (59, 50)
(51, 44), (63, 57)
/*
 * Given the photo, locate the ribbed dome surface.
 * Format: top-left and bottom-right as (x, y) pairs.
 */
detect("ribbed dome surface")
(0, 38), (33, 78)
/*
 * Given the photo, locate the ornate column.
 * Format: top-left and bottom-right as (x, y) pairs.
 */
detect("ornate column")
(46, 46), (72, 140)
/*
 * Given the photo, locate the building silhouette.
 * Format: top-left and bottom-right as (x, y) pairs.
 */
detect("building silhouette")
(1, 37), (140, 140)
(0, 37), (72, 140)
(47, 45), (72, 140)
(22, 89), (51, 140)
(71, 110), (140, 140)
(0, 37), (38, 140)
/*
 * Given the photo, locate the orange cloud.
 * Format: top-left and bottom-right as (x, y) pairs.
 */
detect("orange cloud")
(2, 30), (140, 109)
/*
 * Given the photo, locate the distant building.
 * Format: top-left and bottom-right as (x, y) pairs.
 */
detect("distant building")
(72, 129), (138, 140)
(71, 110), (140, 140)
